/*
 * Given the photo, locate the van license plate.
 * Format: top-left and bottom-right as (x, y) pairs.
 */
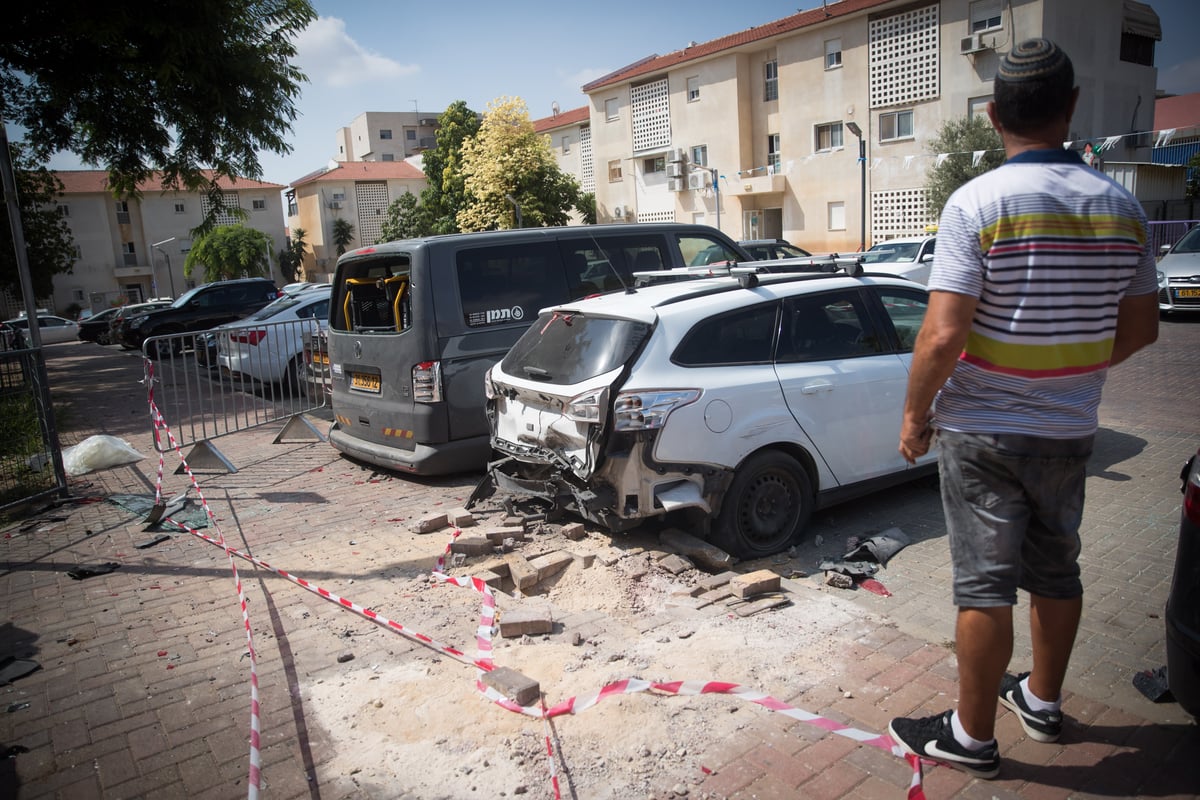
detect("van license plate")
(1174, 288), (1200, 298)
(351, 373), (381, 392)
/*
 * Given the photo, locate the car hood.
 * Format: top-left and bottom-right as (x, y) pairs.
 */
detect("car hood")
(1160, 251), (1200, 279)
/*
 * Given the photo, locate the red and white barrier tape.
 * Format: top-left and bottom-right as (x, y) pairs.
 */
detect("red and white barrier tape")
(143, 365), (926, 799)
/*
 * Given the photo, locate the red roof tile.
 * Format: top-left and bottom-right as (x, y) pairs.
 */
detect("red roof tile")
(290, 160), (426, 188)
(583, 0), (896, 92)
(532, 106), (590, 133)
(54, 169), (284, 195)
(1154, 92), (1200, 132)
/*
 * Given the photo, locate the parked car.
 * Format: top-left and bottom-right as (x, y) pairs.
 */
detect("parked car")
(739, 239), (813, 260)
(3, 313), (80, 345)
(109, 300), (176, 349)
(76, 306), (124, 344)
(303, 326), (331, 401)
(216, 285), (331, 393)
(1166, 447), (1200, 719)
(118, 278), (279, 358)
(483, 270), (935, 558)
(1157, 224), (1200, 314)
(859, 235), (937, 285)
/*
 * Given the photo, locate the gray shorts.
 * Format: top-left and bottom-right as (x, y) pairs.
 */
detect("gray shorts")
(936, 429), (1094, 607)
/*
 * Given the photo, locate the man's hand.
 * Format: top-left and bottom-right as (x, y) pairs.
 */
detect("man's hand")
(899, 411), (933, 464)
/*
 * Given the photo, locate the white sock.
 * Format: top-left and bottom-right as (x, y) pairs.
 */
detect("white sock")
(950, 710), (995, 751)
(1020, 676), (1061, 712)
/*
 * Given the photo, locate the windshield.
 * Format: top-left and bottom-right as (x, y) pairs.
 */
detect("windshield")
(1171, 226), (1200, 253)
(170, 285), (205, 308)
(862, 242), (920, 263)
(500, 311), (651, 385)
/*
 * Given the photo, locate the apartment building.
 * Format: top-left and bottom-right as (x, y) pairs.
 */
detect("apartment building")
(582, 0), (1161, 253)
(334, 111), (442, 162)
(533, 104), (593, 225)
(285, 160), (427, 281)
(39, 171), (286, 318)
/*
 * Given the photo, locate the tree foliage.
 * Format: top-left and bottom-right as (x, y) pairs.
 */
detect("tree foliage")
(278, 227), (307, 282)
(331, 217), (356, 256)
(456, 97), (581, 232)
(419, 101), (482, 235)
(0, 0), (316, 232)
(377, 193), (430, 243)
(184, 225), (273, 282)
(575, 192), (597, 225)
(925, 115), (1004, 220)
(0, 141), (76, 298)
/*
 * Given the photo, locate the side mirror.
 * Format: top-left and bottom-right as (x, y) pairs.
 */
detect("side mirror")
(920, 252), (935, 263)
(1160, 244), (1171, 255)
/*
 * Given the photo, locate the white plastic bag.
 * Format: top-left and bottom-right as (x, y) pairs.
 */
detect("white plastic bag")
(61, 435), (146, 476)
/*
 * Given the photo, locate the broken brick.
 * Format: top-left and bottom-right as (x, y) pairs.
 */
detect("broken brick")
(412, 512), (449, 534)
(731, 569), (781, 599)
(480, 666), (541, 706)
(498, 606), (554, 638)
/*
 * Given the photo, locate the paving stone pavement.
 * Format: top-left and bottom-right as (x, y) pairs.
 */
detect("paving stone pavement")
(1, 318), (1198, 800)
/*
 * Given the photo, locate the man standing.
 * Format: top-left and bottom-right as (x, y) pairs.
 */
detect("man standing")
(887, 38), (1159, 778)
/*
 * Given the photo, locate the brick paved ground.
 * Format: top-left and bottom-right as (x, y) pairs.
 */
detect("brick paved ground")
(1, 318), (1197, 799)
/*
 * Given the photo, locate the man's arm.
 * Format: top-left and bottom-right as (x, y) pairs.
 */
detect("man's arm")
(899, 290), (978, 463)
(1109, 291), (1158, 367)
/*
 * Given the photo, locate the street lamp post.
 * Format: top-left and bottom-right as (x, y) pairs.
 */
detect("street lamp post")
(504, 194), (522, 228)
(151, 237), (177, 298)
(845, 122), (866, 252)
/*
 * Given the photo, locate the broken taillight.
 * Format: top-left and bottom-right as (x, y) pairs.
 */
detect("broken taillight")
(612, 390), (701, 431)
(413, 360), (443, 403)
(564, 390), (603, 422)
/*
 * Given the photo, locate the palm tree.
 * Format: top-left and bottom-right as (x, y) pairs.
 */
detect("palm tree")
(332, 218), (356, 256)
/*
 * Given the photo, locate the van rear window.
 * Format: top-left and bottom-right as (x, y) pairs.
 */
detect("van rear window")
(332, 257), (411, 333)
(457, 242), (566, 327)
(501, 311), (651, 384)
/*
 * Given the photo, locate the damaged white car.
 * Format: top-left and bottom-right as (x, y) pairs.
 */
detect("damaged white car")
(481, 271), (938, 559)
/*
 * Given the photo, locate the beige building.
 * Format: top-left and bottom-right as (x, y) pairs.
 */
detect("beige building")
(334, 111), (441, 163)
(533, 105), (593, 225)
(41, 171), (286, 318)
(581, 0), (1161, 253)
(285, 160), (427, 281)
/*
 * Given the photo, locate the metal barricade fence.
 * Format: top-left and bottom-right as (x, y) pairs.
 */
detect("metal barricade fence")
(142, 318), (331, 472)
(0, 344), (68, 511)
(1148, 219), (1199, 255)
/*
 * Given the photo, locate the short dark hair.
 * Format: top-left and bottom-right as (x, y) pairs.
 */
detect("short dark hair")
(993, 38), (1075, 135)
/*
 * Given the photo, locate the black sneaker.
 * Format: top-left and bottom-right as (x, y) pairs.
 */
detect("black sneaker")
(887, 710), (1000, 779)
(998, 672), (1063, 742)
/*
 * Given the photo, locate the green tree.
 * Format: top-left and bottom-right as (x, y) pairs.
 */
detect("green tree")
(377, 192), (430, 243)
(1, 0), (316, 232)
(419, 101), (482, 235)
(0, 142), (76, 298)
(457, 97), (581, 232)
(278, 227), (307, 282)
(184, 225), (273, 282)
(925, 115), (1004, 220)
(576, 192), (597, 225)
(331, 217), (356, 256)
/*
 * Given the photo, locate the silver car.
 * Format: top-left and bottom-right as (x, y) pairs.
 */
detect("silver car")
(1157, 225), (1200, 314)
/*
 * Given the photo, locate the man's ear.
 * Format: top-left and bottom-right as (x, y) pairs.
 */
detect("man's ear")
(986, 100), (1002, 134)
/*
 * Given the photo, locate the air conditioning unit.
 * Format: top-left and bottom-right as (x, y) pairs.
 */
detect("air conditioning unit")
(960, 33), (988, 55)
(668, 148), (686, 163)
(667, 162), (685, 178)
(612, 205), (626, 219)
(668, 177), (685, 192)
(687, 172), (710, 190)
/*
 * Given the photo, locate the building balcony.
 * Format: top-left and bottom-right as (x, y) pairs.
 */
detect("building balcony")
(726, 172), (788, 196)
(113, 265), (153, 278)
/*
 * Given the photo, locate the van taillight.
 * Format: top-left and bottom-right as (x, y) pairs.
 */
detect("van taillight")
(413, 360), (442, 403)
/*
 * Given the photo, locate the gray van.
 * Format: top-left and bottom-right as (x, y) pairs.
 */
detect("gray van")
(326, 223), (750, 475)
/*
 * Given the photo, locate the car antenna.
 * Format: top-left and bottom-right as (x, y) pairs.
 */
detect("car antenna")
(585, 230), (634, 294)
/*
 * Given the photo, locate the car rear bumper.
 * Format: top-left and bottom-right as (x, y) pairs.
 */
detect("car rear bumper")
(1165, 609), (1200, 718)
(328, 423), (489, 476)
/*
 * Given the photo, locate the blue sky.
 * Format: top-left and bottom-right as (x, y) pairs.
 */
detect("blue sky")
(40, 0), (1200, 186)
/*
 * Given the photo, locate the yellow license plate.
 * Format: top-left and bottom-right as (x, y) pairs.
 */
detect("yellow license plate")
(317, 353), (329, 365)
(351, 373), (381, 392)
(1175, 288), (1200, 298)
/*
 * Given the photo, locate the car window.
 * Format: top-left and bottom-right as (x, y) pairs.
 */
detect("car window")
(295, 299), (329, 320)
(673, 303), (780, 366)
(458, 241), (567, 328)
(862, 242), (920, 263)
(679, 235), (741, 267)
(1171, 226), (1200, 253)
(777, 291), (883, 362)
(500, 311), (651, 384)
(872, 287), (929, 352)
(774, 244), (811, 258)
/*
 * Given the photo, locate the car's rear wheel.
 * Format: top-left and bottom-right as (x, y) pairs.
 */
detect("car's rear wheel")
(711, 450), (812, 559)
(285, 354), (306, 397)
(147, 328), (183, 360)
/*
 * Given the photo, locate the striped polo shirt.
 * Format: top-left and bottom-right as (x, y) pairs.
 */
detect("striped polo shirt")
(928, 149), (1158, 438)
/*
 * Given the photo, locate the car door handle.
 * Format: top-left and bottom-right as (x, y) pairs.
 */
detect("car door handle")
(800, 381), (834, 395)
